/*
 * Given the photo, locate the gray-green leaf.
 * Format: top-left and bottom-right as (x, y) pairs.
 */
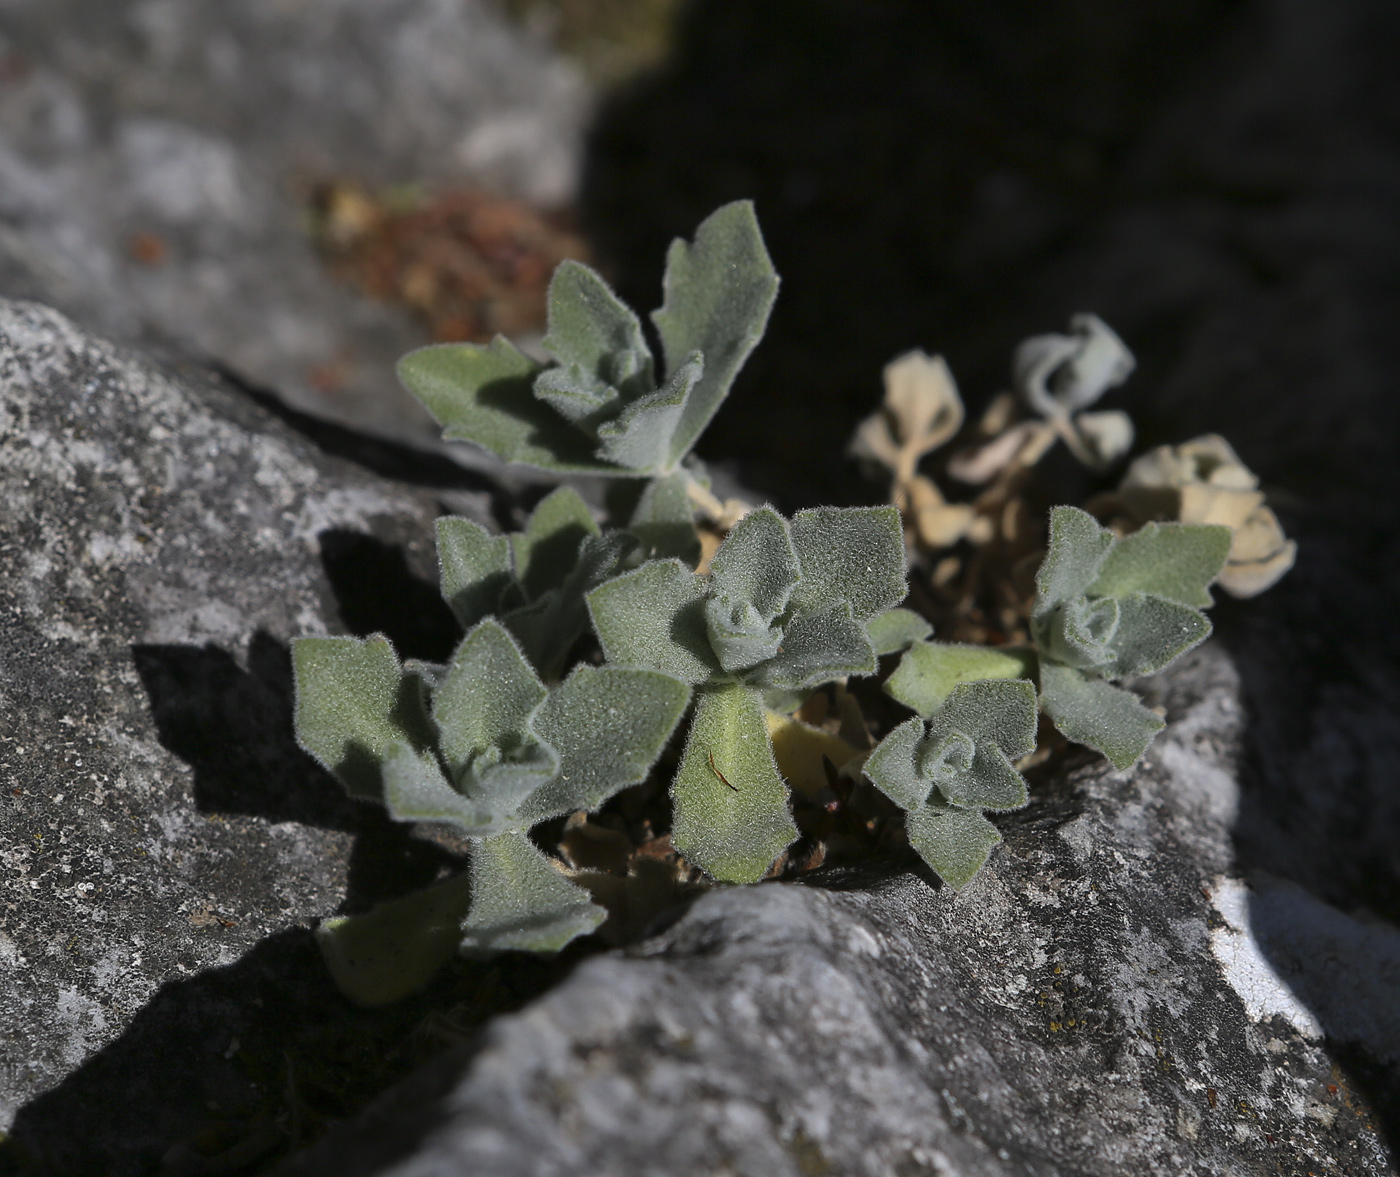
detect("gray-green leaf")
(458, 829), (606, 957)
(788, 506), (907, 621)
(652, 201), (780, 465)
(539, 259), (653, 404)
(905, 803), (1003, 891)
(746, 600), (876, 689)
(594, 352), (702, 471)
(1032, 506), (1115, 619)
(381, 740), (503, 836)
(511, 486), (600, 602)
(707, 505), (800, 622)
(884, 642), (1037, 718)
(1106, 593), (1212, 678)
(670, 683), (797, 883)
(1039, 663), (1164, 771)
(587, 559), (719, 683)
(292, 635), (433, 800)
(1090, 521), (1231, 608)
(436, 516), (515, 630)
(862, 716), (930, 811)
(628, 470), (700, 564)
(866, 608), (933, 656)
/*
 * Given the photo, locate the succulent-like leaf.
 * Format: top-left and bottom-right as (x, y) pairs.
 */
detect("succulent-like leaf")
(708, 505), (801, 622)
(747, 600), (877, 689)
(538, 259), (653, 408)
(315, 869), (476, 1006)
(652, 201), (780, 465)
(1032, 506), (1115, 619)
(905, 803), (1002, 891)
(511, 486), (600, 602)
(861, 715), (929, 811)
(937, 743), (1028, 812)
(1036, 595), (1121, 671)
(292, 635), (433, 800)
(436, 517), (515, 630)
(398, 338), (618, 474)
(866, 608), (933, 656)
(587, 559), (719, 683)
(381, 741), (502, 836)
(458, 829), (606, 957)
(1106, 593), (1212, 678)
(705, 593), (784, 674)
(432, 620), (556, 809)
(1089, 521), (1231, 608)
(788, 506), (907, 621)
(671, 683), (798, 883)
(1038, 663), (1164, 771)
(924, 679), (1038, 763)
(884, 642), (1037, 718)
(627, 470), (700, 564)
(595, 352), (703, 471)
(519, 666), (691, 821)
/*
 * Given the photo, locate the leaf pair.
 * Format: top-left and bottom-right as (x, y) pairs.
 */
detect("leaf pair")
(292, 621), (689, 1003)
(438, 485), (634, 681)
(864, 680), (1037, 889)
(398, 202), (779, 478)
(586, 504), (914, 883)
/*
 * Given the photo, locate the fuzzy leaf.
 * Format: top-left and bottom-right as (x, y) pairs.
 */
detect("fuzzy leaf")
(458, 830), (606, 957)
(512, 486), (600, 601)
(862, 716), (930, 811)
(292, 635), (432, 800)
(507, 530), (638, 680)
(866, 608), (933, 656)
(1107, 593), (1212, 678)
(1033, 506), (1115, 618)
(1039, 663), (1164, 770)
(708, 505), (800, 622)
(399, 338), (618, 474)
(905, 803), (1002, 891)
(652, 201), (780, 464)
(924, 679), (1038, 762)
(594, 352), (702, 471)
(432, 621), (556, 809)
(705, 593), (783, 674)
(788, 506), (907, 621)
(628, 470), (700, 564)
(381, 741), (502, 835)
(1090, 521), (1232, 608)
(939, 744), (1029, 812)
(316, 869), (476, 1006)
(885, 642), (1037, 718)
(1036, 595), (1121, 671)
(671, 683), (798, 883)
(587, 559), (719, 683)
(539, 259), (653, 406)
(749, 601), (877, 690)
(436, 517), (515, 630)
(519, 666), (691, 821)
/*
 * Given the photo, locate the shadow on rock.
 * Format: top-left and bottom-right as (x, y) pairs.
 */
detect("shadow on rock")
(2, 928), (579, 1177)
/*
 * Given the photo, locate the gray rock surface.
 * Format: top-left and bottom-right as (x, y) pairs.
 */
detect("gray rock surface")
(0, 298), (499, 1159)
(278, 644), (1397, 1176)
(0, 0), (587, 443)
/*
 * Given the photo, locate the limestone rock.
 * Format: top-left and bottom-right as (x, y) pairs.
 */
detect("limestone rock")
(0, 0), (587, 443)
(277, 645), (1396, 1176)
(0, 299), (491, 1162)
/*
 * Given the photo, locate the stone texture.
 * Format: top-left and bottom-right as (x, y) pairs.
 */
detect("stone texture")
(0, 298), (498, 1154)
(277, 645), (1396, 1176)
(0, 0), (588, 443)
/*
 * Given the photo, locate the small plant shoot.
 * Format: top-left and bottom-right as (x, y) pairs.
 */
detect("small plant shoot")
(587, 504), (910, 882)
(397, 201), (778, 481)
(284, 199), (1289, 1001)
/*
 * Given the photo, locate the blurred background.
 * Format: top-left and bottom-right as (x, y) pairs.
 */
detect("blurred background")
(2, 0), (1398, 1148)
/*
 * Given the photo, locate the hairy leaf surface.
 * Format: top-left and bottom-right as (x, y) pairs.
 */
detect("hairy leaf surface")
(627, 470), (700, 564)
(788, 506), (906, 621)
(587, 559), (719, 682)
(594, 352), (701, 471)
(652, 201), (779, 464)
(862, 716), (929, 811)
(707, 505), (800, 621)
(1106, 593), (1212, 677)
(1089, 520), (1231, 608)
(292, 635), (432, 800)
(1033, 506), (1115, 618)
(1039, 663), (1164, 770)
(924, 679), (1038, 763)
(381, 741), (502, 835)
(671, 684), (797, 883)
(906, 803), (1002, 891)
(511, 486), (599, 601)
(539, 260), (652, 404)
(458, 830), (605, 956)
(747, 600), (876, 689)
(436, 517), (514, 630)
(866, 607), (933, 656)
(885, 642), (1037, 717)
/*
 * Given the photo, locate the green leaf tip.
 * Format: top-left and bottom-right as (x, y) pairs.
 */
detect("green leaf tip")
(400, 202), (778, 477)
(1029, 506), (1227, 766)
(671, 683), (797, 883)
(865, 679), (1036, 890)
(886, 642), (1037, 718)
(589, 505), (904, 695)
